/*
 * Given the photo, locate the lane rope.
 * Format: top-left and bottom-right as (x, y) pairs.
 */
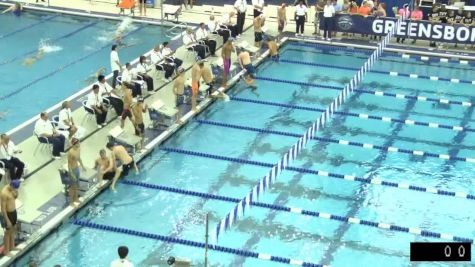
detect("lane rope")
(255, 76), (474, 108)
(121, 179), (473, 243)
(279, 59), (475, 85)
(72, 219), (327, 267)
(160, 147), (475, 203)
(0, 14), (60, 39)
(194, 119), (475, 164)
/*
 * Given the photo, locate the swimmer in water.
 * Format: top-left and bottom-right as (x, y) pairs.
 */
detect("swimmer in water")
(2, 3), (22, 16)
(84, 67), (106, 84)
(22, 48), (45, 67)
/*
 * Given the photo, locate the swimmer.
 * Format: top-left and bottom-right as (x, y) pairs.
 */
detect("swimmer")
(84, 67), (106, 84)
(191, 57), (205, 112)
(221, 38), (235, 88)
(2, 3), (22, 16)
(238, 49), (257, 90)
(266, 38), (279, 61)
(22, 48), (45, 67)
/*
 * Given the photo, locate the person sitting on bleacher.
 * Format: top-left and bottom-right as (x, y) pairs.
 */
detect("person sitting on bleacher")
(151, 45), (176, 82)
(183, 27), (207, 60)
(208, 15), (230, 43)
(219, 11), (239, 39)
(86, 85), (108, 128)
(97, 75), (124, 116)
(161, 42), (183, 67)
(0, 134), (24, 181)
(196, 22), (217, 56)
(135, 56), (155, 93)
(121, 63), (143, 97)
(34, 112), (66, 160)
(58, 101), (79, 140)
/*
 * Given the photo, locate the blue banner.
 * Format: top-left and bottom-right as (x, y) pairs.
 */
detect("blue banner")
(320, 14), (475, 44)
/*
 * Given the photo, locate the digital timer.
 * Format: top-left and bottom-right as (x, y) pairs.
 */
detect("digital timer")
(410, 242), (471, 261)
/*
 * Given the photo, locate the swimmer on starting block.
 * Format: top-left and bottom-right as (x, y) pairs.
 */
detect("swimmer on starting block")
(238, 49), (258, 92)
(266, 37), (279, 61)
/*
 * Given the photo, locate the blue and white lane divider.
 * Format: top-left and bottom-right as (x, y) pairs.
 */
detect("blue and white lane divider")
(160, 147), (475, 202)
(215, 19), (402, 241)
(0, 25), (144, 102)
(255, 76), (474, 108)
(122, 180), (474, 243)
(72, 219), (327, 267)
(0, 21), (98, 66)
(230, 96), (472, 133)
(194, 119), (475, 164)
(279, 59), (475, 85)
(287, 42), (474, 66)
(0, 14), (60, 39)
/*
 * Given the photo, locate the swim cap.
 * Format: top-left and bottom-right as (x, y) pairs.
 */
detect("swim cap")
(167, 257), (176, 265)
(10, 179), (20, 189)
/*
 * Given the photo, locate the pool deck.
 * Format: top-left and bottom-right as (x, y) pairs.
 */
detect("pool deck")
(1, 1), (475, 265)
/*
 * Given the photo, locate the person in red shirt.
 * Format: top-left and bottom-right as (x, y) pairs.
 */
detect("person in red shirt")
(358, 1), (372, 16)
(410, 6), (423, 44)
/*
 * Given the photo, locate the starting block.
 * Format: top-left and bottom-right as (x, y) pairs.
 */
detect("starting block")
(148, 99), (178, 130)
(236, 40), (259, 54)
(185, 78), (210, 101)
(108, 125), (142, 153)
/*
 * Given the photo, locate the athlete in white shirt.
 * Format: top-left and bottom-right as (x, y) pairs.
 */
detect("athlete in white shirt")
(110, 45), (122, 89)
(183, 28), (206, 59)
(97, 75), (124, 115)
(121, 63), (143, 97)
(0, 134), (24, 180)
(196, 23), (217, 56)
(110, 246), (134, 267)
(136, 56), (154, 92)
(34, 112), (66, 159)
(86, 85), (108, 128)
(161, 42), (183, 67)
(150, 45), (175, 81)
(219, 12), (238, 39)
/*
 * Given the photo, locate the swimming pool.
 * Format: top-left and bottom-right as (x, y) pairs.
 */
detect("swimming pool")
(0, 10), (167, 133)
(14, 42), (475, 266)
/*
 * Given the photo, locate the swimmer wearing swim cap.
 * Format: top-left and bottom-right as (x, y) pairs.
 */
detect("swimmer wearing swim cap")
(1, 179), (20, 255)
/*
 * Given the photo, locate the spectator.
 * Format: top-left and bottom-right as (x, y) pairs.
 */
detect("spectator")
(349, 0), (358, 14)
(463, 11), (474, 49)
(34, 112), (66, 159)
(67, 138), (85, 207)
(314, 0), (325, 35)
(183, 27), (207, 60)
(253, 14), (264, 48)
(358, 1), (372, 16)
(107, 143), (138, 191)
(342, 0), (350, 13)
(323, 0), (335, 41)
(110, 45), (122, 89)
(196, 23), (217, 56)
(277, 3), (287, 38)
(333, 0), (342, 13)
(295, 0), (308, 37)
(410, 5), (423, 44)
(396, 4), (410, 43)
(234, 0), (248, 36)
(58, 101), (79, 140)
(150, 45), (175, 82)
(173, 67), (186, 124)
(252, 0), (265, 17)
(110, 246), (134, 267)
(122, 62), (143, 97)
(97, 75), (124, 116)
(371, 3), (386, 40)
(135, 56), (154, 93)
(86, 84), (108, 128)
(0, 134), (24, 180)
(1, 179), (20, 256)
(428, 4), (441, 47)
(162, 42), (184, 67)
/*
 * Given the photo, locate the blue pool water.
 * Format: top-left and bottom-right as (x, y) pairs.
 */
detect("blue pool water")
(0, 10), (167, 133)
(15, 42), (475, 266)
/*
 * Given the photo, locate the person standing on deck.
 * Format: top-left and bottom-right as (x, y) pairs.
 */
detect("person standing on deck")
(1, 179), (20, 256)
(234, 0), (248, 38)
(295, 0), (308, 37)
(221, 38), (235, 88)
(110, 45), (122, 89)
(277, 4), (287, 39)
(253, 14), (264, 48)
(252, 0), (265, 17)
(68, 138), (85, 208)
(131, 97), (147, 149)
(173, 67), (186, 124)
(191, 58), (205, 112)
(322, 0), (335, 41)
